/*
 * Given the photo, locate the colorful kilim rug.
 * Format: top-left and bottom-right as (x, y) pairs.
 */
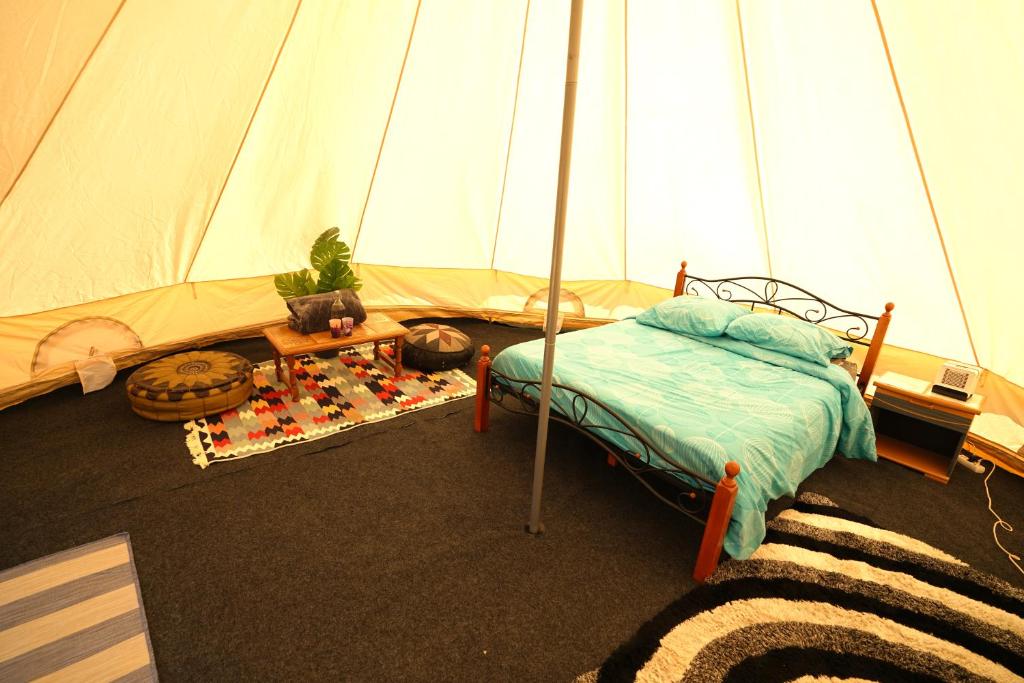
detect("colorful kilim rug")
(184, 342), (475, 468)
(582, 493), (1024, 682)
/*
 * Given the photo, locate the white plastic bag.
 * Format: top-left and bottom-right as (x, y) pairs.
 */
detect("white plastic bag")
(75, 354), (117, 394)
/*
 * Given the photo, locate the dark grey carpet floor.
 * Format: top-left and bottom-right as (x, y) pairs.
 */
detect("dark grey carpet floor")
(1, 317), (1022, 681)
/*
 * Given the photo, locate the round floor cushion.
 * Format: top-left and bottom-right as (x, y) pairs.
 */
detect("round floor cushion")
(403, 324), (474, 371)
(126, 350), (253, 421)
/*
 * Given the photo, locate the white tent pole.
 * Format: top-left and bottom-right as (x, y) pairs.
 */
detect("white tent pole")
(527, 0), (584, 535)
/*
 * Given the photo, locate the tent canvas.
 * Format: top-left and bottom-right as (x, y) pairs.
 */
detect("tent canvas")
(1, 0), (1021, 425)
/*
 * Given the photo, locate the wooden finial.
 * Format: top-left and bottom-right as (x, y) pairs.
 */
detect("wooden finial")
(480, 344), (490, 359)
(674, 260), (689, 297)
(724, 461), (740, 480)
(884, 302), (895, 313)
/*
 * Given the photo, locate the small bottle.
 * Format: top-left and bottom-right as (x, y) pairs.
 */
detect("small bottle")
(329, 296), (344, 338)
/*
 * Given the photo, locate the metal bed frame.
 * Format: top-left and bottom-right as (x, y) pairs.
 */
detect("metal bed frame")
(473, 261), (894, 581)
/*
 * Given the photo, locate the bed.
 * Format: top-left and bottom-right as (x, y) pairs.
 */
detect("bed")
(473, 262), (894, 581)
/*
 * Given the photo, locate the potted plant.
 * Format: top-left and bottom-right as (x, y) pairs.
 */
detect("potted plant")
(274, 228), (366, 337)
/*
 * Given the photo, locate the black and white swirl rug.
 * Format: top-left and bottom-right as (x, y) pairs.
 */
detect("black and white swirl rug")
(585, 493), (1024, 682)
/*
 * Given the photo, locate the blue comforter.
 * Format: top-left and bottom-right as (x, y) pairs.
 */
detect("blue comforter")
(491, 320), (876, 559)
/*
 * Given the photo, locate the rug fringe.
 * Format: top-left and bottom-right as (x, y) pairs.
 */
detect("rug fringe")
(184, 420), (210, 469)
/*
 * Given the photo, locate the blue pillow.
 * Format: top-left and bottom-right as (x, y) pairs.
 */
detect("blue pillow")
(724, 314), (853, 366)
(636, 296), (751, 337)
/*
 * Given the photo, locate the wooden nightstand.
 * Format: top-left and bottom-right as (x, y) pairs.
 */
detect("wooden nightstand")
(868, 372), (984, 483)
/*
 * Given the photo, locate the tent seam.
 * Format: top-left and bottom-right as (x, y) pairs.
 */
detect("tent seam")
(489, 0), (532, 271)
(183, 0), (304, 282)
(0, 0), (128, 212)
(735, 0), (772, 279)
(350, 0), (423, 264)
(870, 0), (980, 366)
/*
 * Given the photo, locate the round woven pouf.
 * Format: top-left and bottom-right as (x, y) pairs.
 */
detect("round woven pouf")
(126, 350), (253, 421)
(403, 324), (473, 371)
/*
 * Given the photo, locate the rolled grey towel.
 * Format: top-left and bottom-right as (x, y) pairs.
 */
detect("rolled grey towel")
(286, 289), (367, 335)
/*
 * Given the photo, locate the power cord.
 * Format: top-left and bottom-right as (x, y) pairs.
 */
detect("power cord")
(981, 460), (1024, 578)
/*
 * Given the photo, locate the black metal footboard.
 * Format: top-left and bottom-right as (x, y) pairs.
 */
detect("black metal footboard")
(488, 367), (719, 525)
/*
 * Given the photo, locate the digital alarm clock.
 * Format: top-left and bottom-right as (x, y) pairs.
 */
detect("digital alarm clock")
(931, 361), (980, 401)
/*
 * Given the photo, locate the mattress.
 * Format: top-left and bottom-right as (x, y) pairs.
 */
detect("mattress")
(491, 319), (877, 559)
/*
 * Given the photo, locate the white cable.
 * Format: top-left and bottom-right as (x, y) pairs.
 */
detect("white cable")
(981, 461), (1024, 578)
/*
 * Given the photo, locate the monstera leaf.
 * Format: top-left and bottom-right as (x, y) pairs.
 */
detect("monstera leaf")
(274, 226), (361, 300)
(310, 227), (351, 272)
(315, 260), (360, 293)
(274, 269), (317, 299)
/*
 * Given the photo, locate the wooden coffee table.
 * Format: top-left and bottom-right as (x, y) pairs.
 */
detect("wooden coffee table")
(263, 312), (409, 401)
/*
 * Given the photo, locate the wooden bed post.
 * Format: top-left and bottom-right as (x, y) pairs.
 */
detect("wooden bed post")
(857, 302), (894, 395)
(693, 461), (740, 583)
(673, 260), (688, 297)
(474, 345), (492, 433)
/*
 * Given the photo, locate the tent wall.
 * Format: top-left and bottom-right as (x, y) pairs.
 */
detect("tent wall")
(875, 0), (1024, 401)
(188, 0), (419, 282)
(0, 0), (299, 315)
(0, 0), (122, 199)
(740, 0), (974, 365)
(624, 0), (768, 284)
(2, 269), (1022, 430)
(0, 268), (663, 410)
(1, 1), (1020, 418)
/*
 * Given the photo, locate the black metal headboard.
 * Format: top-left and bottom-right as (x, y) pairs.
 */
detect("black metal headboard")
(680, 274), (882, 346)
(672, 261), (894, 394)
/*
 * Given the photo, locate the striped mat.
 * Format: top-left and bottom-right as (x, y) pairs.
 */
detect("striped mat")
(587, 492), (1024, 682)
(0, 534), (157, 682)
